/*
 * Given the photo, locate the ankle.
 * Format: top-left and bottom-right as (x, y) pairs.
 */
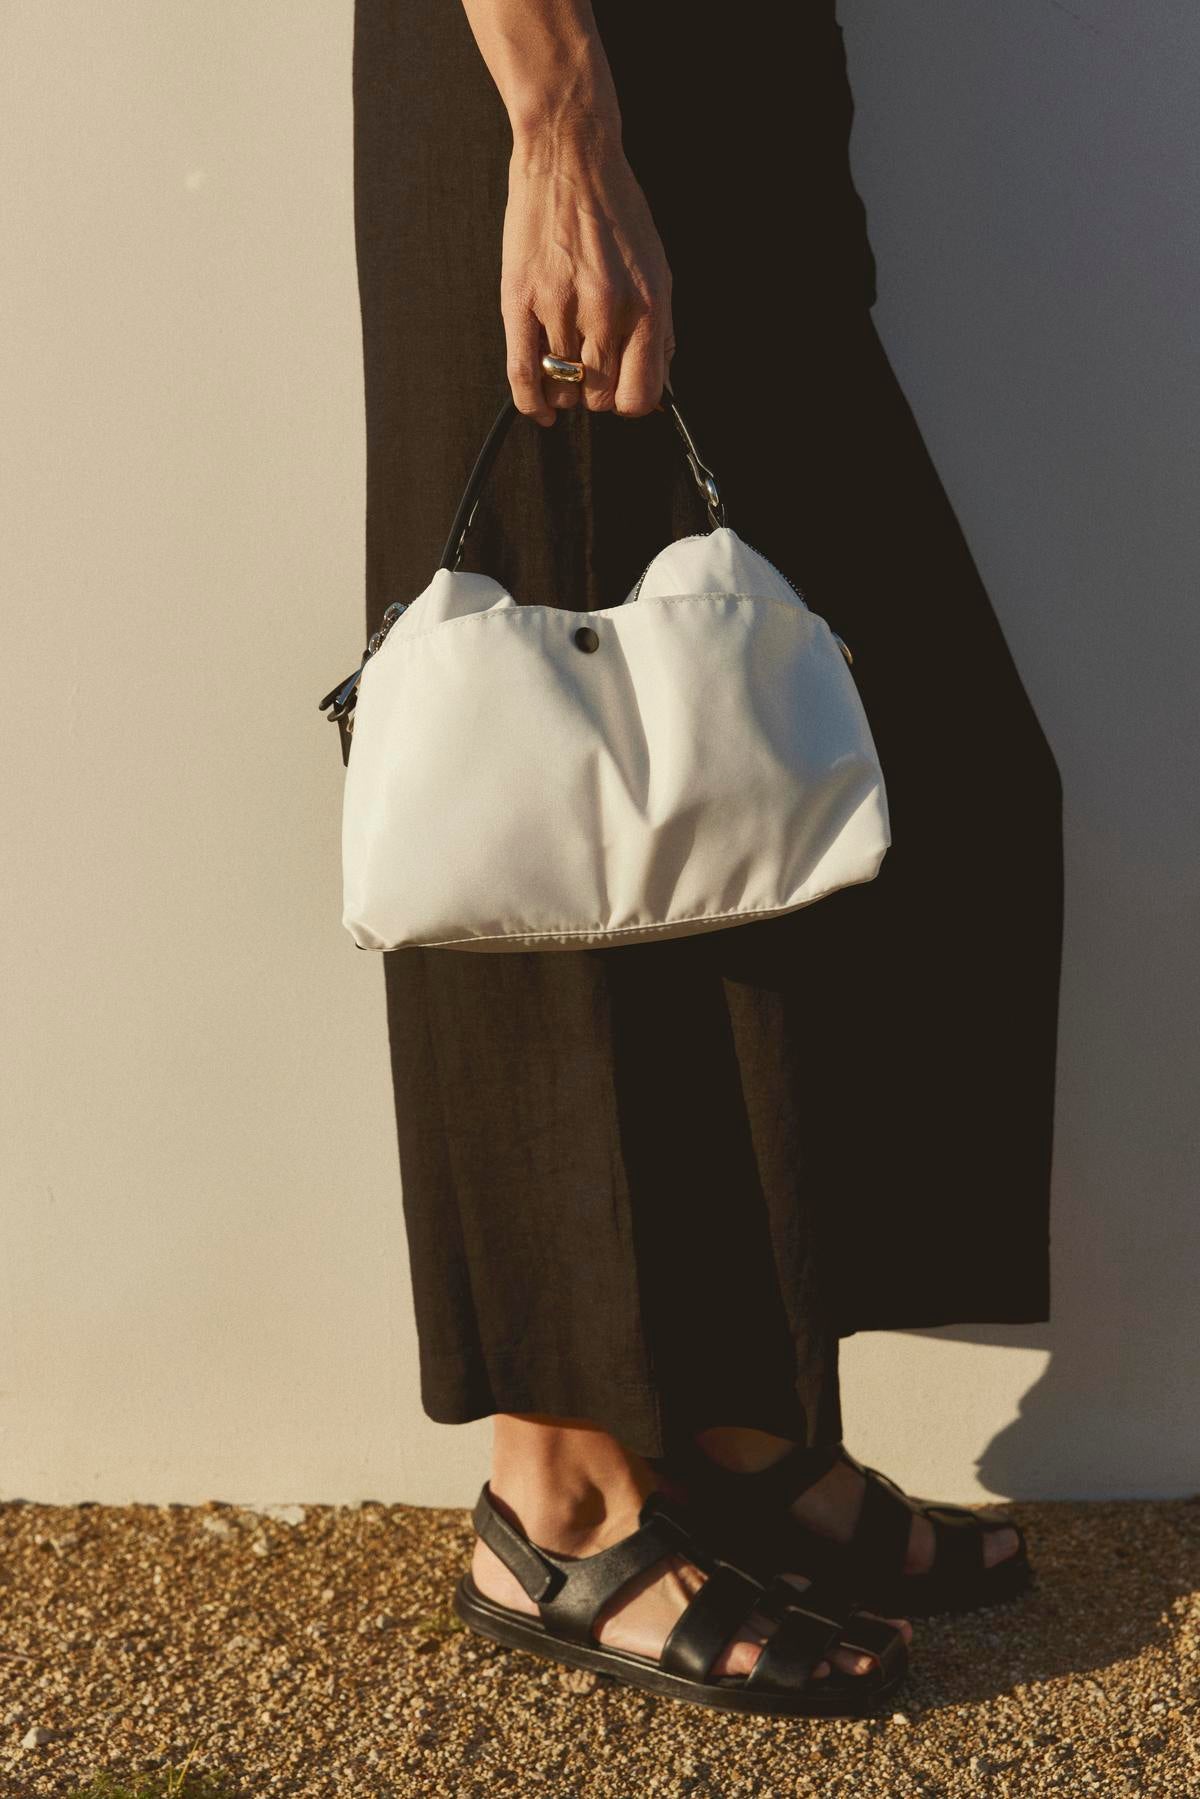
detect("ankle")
(488, 1414), (653, 1556)
(488, 1476), (647, 1557)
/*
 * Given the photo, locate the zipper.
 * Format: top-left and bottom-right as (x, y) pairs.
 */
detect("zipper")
(625, 532), (711, 606)
(627, 530), (811, 609)
(319, 528), (849, 742)
(629, 531), (853, 666)
(750, 544), (809, 608)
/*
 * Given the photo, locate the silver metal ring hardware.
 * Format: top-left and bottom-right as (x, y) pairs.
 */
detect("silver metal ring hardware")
(663, 399), (726, 529)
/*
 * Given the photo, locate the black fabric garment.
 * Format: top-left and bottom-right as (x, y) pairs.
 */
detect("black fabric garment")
(350, 0), (1064, 1460)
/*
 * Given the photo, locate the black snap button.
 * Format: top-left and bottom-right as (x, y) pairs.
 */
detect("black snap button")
(573, 625), (599, 653)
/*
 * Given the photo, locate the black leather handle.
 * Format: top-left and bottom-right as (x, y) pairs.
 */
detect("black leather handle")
(437, 388), (728, 572)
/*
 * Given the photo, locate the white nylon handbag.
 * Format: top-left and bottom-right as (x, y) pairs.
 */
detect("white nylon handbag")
(318, 393), (890, 953)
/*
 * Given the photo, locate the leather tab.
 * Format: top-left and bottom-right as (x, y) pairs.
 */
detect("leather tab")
(470, 1484), (564, 1604)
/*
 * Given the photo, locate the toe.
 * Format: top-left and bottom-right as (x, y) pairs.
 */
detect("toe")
(830, 1646), (877, 1676)
(983, 1525), (1022, 1568)
(711, 1627), (768, 1678)
(831, 1612), (910, 1678)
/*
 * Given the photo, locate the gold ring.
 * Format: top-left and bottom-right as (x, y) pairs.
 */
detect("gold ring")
(541, 353), (585, 384)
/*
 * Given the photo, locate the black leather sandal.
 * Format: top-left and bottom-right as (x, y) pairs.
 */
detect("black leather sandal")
(454, 1482), (908, 1718)
(663, 1441), (1033, 1620)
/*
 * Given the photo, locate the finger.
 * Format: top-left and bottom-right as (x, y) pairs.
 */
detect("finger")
(503, 301), (555, 426)
(612, 311), (669, 418)
(539, 301), (584, 412)
(577, 329), (621, 412)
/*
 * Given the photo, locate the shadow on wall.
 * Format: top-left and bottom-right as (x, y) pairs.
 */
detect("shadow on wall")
(843, 1), (1200, 1503)
(909, 799), (1200, 1504)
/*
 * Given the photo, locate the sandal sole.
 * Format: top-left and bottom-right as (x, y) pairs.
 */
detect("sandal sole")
(453, 1575), (907, 1719)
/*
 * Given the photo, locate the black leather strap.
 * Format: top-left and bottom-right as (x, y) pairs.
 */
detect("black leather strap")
(539, 1500), (694, 1647)
(658, 1563), (764, 1681)
(744, 1605), (844, 1694)
(924, 1507), (990, 1583)
(833, 1610), (909, 1683)
(678, 1439), (846, 1518)
(470, 1484), (694, 1648)
(758, 1573), (854, 1630)
(437, 388), (728, 573)
(849, 1466), (915, 1583)
(471, 1482), (565, 1604)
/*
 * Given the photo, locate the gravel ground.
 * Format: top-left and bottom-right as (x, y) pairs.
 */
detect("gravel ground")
(0, 1496), (1196, 1798)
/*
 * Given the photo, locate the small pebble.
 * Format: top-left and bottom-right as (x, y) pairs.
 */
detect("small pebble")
(557, 1668), (598, 1696)
(21, 1727), (66, 1749)
(259, 1504), (306, 1527)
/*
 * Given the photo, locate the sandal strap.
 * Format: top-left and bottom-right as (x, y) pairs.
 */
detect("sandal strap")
(755, 1572), (858, 1627)
(834, 1610), (909, 1684)
(923, 1498), (1025, 1551)
(540, 1498), (697, 1646)
(471, 1484), (696, 1647)
(472, 1482), (566, 1603)
(658, 1561), (765, 1681)
(848, 1463), (916, 1583)
(923, 1506), (990, 1583)
(743, 1601), (845, 1694)
(668, 1439), (846, 1516)
(851, 1463), (1026, 1589)
(752, 1572), (907, 1689)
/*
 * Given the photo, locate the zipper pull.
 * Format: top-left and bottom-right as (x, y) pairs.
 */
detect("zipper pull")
(317, 601), (409, 723)
(318, 663), (364, 719)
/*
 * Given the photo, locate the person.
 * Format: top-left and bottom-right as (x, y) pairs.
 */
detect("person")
(348, 0), (1064, 1717)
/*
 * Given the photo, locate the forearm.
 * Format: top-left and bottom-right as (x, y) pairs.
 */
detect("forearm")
(457, 0), (622, 146)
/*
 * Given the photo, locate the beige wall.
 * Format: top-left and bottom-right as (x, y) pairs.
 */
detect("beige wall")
(3, 0), (1196, 1508)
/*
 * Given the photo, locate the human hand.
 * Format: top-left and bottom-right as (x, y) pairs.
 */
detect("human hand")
(500, 125), (675, 426)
